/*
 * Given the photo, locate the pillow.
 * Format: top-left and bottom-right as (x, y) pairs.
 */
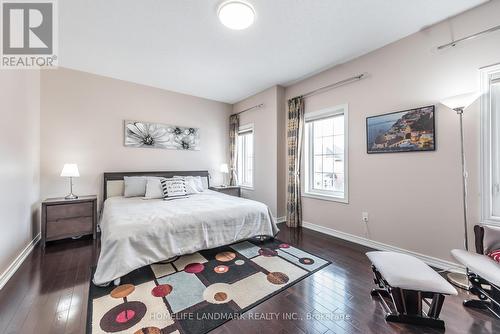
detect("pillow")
(144, 177), (165, 199)
(483, 225), (500, 254)
(107, 180), (125, 198)
(173, 176), (204, 193)
(161, 178), (188, 199)
(173, 176), (198, 194)
(123, 176), (147, 197)
(200, 176), (209, 190)
(488, 250), (500, 263)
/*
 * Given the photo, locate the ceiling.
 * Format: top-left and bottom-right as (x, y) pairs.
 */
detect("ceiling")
(59, 0), (487, 103)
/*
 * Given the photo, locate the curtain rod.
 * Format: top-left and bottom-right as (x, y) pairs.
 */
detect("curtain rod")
(235, 74), (365, 113)
(234, 103), (264, 116)
(295, 73), (366, 100)
(437, 24), (500, 50)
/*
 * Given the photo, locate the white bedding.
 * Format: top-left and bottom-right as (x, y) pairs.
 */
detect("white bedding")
(93, 190), (279, 285)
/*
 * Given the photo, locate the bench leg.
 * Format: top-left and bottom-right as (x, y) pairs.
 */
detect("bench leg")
(464, 298), (500, 319)
(428, 294), (445, 318)
(371, 288), (390, 298)
(464, 299), (489, 309)
(385, 291), (446, 329)
(465, 272), (500, 319)
(403, 290), (423, 316)
(392, 288), (407, 315)
(385, 313), (445, 330)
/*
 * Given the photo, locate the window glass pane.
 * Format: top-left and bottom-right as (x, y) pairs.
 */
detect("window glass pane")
(322, 136), (334, 155)
(237, 136), (243, 183)
(237, 130), (253, 187)
(314, 156), (322, 173)
(247, 168), (253, 185)
(333, 115), (344, 135)
(334, 135), (344, 154)
(314, 173), (323, 190)
(492, 83), (500, 216)
(313, 120), (323, 138)
(247, 134), (253, 156)
(306, 111), (346, 199)
(322, 155), (334, 173)
(333, 173), (344, 192)
(333, 154), (344, 173)
(246, 158), (252, 184)
(323, 173), (334, 191)
(246, 133), (253, 186)
(320, 118), (334, 136)
(313, 137), (322, 155)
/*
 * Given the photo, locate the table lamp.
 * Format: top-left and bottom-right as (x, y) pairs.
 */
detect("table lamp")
(220, 163), (229, 187)
(60, 163), (80, 199)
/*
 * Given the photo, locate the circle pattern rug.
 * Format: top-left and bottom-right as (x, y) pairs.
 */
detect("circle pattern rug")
(88, 238), (329, 334)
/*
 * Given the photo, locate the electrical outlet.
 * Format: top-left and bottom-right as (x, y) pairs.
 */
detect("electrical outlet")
(362, 212), (369, 223)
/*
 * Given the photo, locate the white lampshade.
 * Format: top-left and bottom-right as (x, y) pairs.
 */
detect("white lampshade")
(220, 163), (229, 174)
(60, 164), (80, 177)
(441, 91), (481, 111)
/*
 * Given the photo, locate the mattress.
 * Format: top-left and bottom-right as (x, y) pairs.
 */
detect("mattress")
(93, 190), (279, 285)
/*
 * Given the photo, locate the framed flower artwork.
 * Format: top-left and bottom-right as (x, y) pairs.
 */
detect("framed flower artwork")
(124, 120), (200, 150)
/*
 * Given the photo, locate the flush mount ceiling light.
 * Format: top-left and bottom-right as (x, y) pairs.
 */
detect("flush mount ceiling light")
(218, 1), (255, 30)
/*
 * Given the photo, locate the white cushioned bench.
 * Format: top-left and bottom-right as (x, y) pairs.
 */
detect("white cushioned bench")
(450, 225), (500, 319)
(367, 252), (458, 295)
(367, 251), (457, 329)
(451, 249), (500, 287)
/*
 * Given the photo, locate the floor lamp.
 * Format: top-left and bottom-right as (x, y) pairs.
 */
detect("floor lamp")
(440, 91), (480, 290)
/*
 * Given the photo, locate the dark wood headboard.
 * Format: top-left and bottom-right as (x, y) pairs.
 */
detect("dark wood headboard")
(103, 170), (210, 200)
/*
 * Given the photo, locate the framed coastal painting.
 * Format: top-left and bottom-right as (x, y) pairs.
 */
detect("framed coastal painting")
(124, 120), (200, 150)
(366, 105), (435, 154)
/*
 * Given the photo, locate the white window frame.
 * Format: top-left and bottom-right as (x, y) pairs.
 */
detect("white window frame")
(303, 104), (348, 203)
(237, 123), (254, 190)
(480, 64), (500, 225)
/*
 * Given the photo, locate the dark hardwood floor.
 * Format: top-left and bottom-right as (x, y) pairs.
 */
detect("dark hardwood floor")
(1, 225), (499, 334)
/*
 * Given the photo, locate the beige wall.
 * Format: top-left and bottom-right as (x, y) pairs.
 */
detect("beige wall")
(284, 0), (500, 263)
(0, 70), (40, 279)
(40, 68), (231, 205)
(232, 86), (283, 217)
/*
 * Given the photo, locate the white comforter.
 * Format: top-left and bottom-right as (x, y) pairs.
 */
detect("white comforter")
(93, 190), (279, 285)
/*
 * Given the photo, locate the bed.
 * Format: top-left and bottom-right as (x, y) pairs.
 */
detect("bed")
(92, 171), (279, 286)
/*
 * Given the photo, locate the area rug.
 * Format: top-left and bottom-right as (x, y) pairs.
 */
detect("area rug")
(88, 237), (330, 334)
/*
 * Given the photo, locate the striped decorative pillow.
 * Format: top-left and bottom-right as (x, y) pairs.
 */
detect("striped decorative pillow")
(488, 249), (500, 263)
(160, 178), (188, 200)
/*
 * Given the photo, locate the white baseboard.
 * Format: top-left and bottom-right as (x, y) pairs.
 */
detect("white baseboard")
(276, 216), (286, 224)
(0, 234), (40, 290)
(302, 221), (464, 273)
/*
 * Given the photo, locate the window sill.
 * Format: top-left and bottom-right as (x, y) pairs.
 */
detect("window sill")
(480, 219), (500, 227)
(302, 192), (348, 204)
(239, 185), (254, 191)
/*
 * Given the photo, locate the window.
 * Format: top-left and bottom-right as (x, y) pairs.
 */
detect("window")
(304, 105), (348, 202)
(481, 65), (500, 224)
(237, 124), (254, 188)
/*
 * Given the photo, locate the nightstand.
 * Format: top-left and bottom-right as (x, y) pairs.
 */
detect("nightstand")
(41, 195), (97, 248)
(209, 186), (241, 197)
